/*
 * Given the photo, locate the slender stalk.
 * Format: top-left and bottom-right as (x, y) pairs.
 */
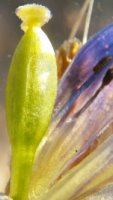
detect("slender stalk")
(10, 147), (35, 200)
(83, 0), (95, 44)
(69, 0), (91, 40)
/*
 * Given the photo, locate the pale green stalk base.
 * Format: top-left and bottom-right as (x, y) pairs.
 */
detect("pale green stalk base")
(10, 147), (35, 200)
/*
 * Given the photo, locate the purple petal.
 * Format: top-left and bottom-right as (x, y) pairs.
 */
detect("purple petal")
(54, 24), (113, 117)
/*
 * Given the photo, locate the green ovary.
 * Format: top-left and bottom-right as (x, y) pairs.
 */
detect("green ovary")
(6, 26), (57, 200)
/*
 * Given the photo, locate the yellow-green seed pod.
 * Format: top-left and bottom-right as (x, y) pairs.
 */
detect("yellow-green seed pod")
(6, 4), (57, 200)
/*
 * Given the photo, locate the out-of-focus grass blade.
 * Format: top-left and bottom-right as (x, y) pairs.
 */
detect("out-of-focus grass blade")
(0, 106), (10, 192)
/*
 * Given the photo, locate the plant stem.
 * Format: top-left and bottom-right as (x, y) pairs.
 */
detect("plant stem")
(83, 0), (94, 44)
(10, 147), (35, 200)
